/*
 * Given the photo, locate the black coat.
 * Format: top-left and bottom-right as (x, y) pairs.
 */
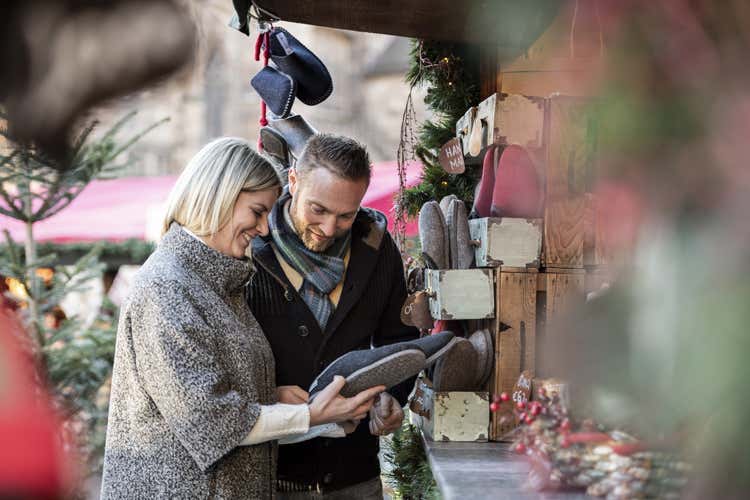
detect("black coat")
(247, 207), (419, 492)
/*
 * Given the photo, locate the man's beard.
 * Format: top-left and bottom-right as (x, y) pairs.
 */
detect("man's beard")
(290, 207), (335, 252)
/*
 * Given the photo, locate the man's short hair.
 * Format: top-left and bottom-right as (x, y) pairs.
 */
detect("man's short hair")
(296, 134), (371, 183)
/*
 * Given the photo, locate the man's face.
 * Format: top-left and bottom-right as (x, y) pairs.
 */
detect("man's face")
(288, 167), (369, 252)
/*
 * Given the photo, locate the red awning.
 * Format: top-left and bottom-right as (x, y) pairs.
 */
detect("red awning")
(0, 161), (422, 243)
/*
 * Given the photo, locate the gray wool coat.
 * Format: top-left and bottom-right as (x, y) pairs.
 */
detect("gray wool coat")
(101, 224), (278, 499)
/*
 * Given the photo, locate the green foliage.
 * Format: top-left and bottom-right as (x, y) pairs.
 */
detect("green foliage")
(0, 238), (155, 271)
(0, 110), (161, 478)
(401, 39), (481, 216)
(382, 420), (440, 500)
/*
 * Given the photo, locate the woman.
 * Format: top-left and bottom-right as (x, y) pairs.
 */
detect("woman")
(101, 138), (382, 499)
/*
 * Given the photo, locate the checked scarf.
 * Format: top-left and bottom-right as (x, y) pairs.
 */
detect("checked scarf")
(269, 195), (351, 330)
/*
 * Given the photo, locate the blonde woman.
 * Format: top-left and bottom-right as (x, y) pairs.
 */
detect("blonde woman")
(101, 138), (383, 499)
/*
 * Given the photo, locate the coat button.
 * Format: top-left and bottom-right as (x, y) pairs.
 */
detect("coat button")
(323, 473), (334, 484)
(298, 325), (309, 337)
(284, 289), (293, 302)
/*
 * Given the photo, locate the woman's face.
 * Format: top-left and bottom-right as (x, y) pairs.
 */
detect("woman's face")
(206, 188), (279, 259)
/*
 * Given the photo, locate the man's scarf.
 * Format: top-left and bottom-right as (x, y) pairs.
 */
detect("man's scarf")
(268, 193), (351, 330)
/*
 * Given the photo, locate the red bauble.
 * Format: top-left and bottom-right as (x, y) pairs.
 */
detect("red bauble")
(490, 402), (500, 412)
(500, 392), (510, 402)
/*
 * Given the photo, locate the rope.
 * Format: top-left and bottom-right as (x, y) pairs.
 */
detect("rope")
(255, 30), (271, 150)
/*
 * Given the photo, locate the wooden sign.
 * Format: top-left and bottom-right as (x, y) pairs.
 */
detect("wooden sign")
(512, 370), (534, 405)
(439, 137), (465, 174)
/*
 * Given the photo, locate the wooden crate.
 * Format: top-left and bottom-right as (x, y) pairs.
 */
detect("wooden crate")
(409, 377), (489, 442)
(425, 269), (495, 320)
(455, 106), (477, 155)
(543, 196), (586, 268)
(489, 266), (538, 440)
(469, 217), (543, 268)
(475, 93), (545, 150)
(544, 96), (597, 200)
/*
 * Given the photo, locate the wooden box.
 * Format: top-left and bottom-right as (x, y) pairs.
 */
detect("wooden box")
(455, 106), (477, 155)
(475, 93), (545, 149)
(425, 269), (495, 320)
(409, 377), (489, 442)
(469, 217), (543, 268)
(543, 196), (586, 268)
(489, 267), (538, 440)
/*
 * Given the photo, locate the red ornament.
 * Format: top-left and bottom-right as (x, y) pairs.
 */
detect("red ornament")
(500, 392), (510, 402)
(524, 415), (534, 425)
(530, 404), (541, 416)
(514, 442), (526, 454)
(516, 401), (526, 410)
(490, 402), (500, 412)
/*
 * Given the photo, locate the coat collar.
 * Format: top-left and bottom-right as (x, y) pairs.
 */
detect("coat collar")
(160, 223), (253, 294)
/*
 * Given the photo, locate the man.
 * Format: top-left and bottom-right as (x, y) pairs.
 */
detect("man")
(247, 134), (419, 498)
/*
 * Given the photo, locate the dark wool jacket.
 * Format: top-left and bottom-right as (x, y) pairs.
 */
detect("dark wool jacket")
(247, 204), (419, 493)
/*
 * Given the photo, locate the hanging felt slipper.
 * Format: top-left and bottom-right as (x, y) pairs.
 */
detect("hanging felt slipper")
(418, 201), (449, 270)
(268, 113), (318, 159)
(269, 27), (333, 106)
(251, 65), (296, 118)
(259, 126), (291, 166)
(491, 145), (542, 218)
(309, 345), (425, 399)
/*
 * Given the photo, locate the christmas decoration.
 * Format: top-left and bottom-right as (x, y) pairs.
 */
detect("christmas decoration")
(400, 40), (480, 217)
(382, 420), (439, 500)
(491, 390), (691, 499)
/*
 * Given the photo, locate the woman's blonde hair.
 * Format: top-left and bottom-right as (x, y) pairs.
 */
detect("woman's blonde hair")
(161, 137), (281, 236)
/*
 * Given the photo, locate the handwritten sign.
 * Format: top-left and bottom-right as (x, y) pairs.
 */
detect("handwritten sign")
(439, 137), (465, 174)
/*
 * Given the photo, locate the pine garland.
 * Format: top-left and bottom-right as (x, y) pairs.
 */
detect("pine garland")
(383, 420), (440, 499)
(401, 40), (481, 216)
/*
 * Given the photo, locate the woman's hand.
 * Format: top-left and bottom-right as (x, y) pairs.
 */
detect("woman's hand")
(276, 385), (309, 404)
(308, 376), (385, 427)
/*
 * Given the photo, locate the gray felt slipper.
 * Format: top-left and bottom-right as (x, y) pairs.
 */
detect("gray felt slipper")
(405, 330), (459, 366)
(309, 345), (425, 399)
(419, 200), (449, 270)
(268, 113), (318, 159)
(444, 198), (474, 269)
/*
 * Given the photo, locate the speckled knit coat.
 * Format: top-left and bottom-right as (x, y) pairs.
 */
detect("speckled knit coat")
(101, 223), (277, 499)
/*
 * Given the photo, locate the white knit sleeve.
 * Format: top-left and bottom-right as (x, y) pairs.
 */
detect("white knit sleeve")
(240, 404), (310, 446)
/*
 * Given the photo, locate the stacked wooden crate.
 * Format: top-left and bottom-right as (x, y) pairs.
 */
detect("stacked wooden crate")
(462, 92), (602, 440)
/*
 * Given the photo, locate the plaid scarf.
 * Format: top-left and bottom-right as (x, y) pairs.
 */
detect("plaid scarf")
(269, 193), (351, 330)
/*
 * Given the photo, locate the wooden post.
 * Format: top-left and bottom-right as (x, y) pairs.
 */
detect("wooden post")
(490, 266), (537, 440)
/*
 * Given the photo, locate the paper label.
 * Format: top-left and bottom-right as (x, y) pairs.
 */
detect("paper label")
(276, 32), (293, 55)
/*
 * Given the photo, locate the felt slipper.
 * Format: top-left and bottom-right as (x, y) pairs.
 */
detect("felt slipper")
(268, 113), (317, 159)
(468, 113), (484, 157)
(471, 145), (499, 218)
(432, 337), (478, 392)
(309, 346), (425, 399)
(259, 126), (291, 166)
(251, 65), (296, 118)
(418, 201), (449, 270)
(468, 329), (494, 387)
(446, 199), (474, 269)
(491, 145), (542, 218)
(268, 27), (333, 106)
(405, 331), (459, 366)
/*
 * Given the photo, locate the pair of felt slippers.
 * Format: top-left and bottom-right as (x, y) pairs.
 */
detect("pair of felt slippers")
(308, 329), (495, 400)
(471, 144), (543, 219)
(418, 195), (474, 270)
(251, 27), (333, 118)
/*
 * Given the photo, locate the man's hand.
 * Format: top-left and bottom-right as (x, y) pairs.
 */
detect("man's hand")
(368, 392), (404, 436)
(276, 385), (309, 404)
